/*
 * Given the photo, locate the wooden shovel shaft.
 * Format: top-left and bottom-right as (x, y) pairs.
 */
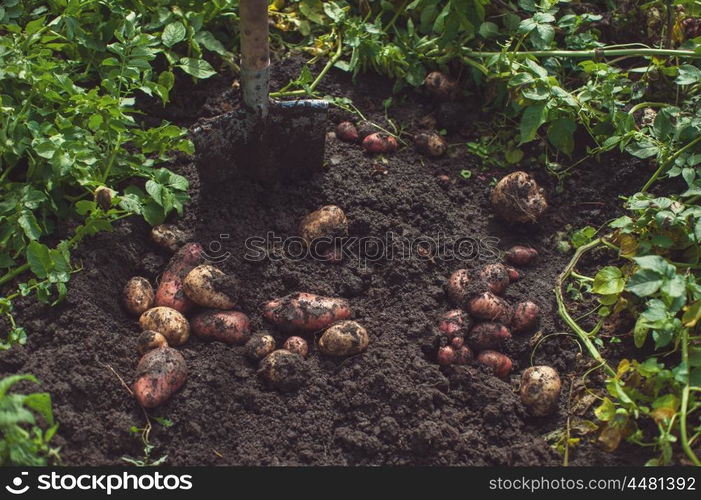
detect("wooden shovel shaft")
(240, 0), (270, 116)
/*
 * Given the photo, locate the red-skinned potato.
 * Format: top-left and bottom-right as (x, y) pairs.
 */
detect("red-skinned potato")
(437, 346), (456, 366)
(263, 292), (352, 332)
(336, 121), (359, 143)
(477, 350), (513, 378)
(480, 263), (511, 295)
(468, 292), (513, 324)
(136, 330), (168, 356)
(155, 242), (203, 313)
(438, 309), (471, 339)
(319, 320), (369, 357)
(258, 349), (306, 392)
(362, 132), (398, 154)
(150, 224), (189, 253)
(454, 345), (474, 365)
(183, 265), (238, 309)
(191, 310), (251, 345)
(447, 269), (471, 307)
(283, 336), (309, 358)
(505, 245), (538, 266)
(520, 366), (561, 416)
(468, 322), (511, 351)
(139, 306), (190, 346)
(423, 71), (457, 100)
(511, 301), (540, 333)
(123, 277), (154, 316)
(451, 336), (465, 349)
(506, 267), (520, 282)
(244, 333), (276, 361)
(490, 171), (547, 223)
(414, 132), (447, 157)
(133, 347), (187, 408)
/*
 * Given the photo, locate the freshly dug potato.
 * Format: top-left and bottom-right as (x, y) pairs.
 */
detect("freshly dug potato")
(506, 267), (520, 282)
(468, 292), (513, 324)
(356, 121), (376, 141)
(447, 269), (472, 307)
(520, 366), (561, 416)
(155, 242), (203, 313)
(133, 347), (187, 408)
(183, 265), (238, 309)
(258, 349), (306, 392)
(423, 71), (457, 100)
(94, 186), (114, 211)
(437, 345), (456, 366)
(139, 306), (190, 346)
(362, 132), (398, 154)
(123, 277), (154, 316)
(191, 310), (251, 345)
(511, 301), (540, 333)
(299, 205), (348, 245)
(150, 224), (189, 253)
(505, 245), (538, 266)
(414, 132), (447, 157)
(336, 121), (359, 143)
(263, 292), (352, 332)
(454, 345), (474, 365)
(451, 336), (465, 349)
(283, 336), (309, 358)
(477, 350), (513, 379)
(490, 171), (547, 223)
(468, 322), (511, 351)
(438, 309), (471, 338)
(318, 320), (369, 357)
(479, 263), (511, 295)
(136, 330), (168, 355)
(244, 333), (276, 361)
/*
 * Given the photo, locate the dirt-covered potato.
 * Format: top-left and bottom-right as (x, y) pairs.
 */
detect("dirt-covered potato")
(506, 267), (520, 282)
(136, 330), (168, 355)
(447, 269), (471, 307)
(505, 245), (538, 266)
(336, 121), (359, 143)
(155, 242), (203, 313)
(299, 205), (348, 245)
(133, 347), (187, 408)
(479, 263), (511, 295)
(423, 71), (457, 100)
(477, 350), (513, 379)
(139, 306), (190, 346)
(490, 171), (548, 223)
(183, 264), (238, 309)
(468, 322), (511, 351)
(414, 132), (447, 157)
(437, 345), (455, 366)
(362, 132), (398, 154)
(511, 301), (540, 333)
(263, 292), (352, 332)
(123, 277), (154, 316)
(244, 333), (276, 361)
(520, 365), (561, 416)
(318, 320), (369, 357)
(356, 121), (376, 141)
(150, 224), (189, 253)
(437, 344), (473, 366)
(468, 292), (513, 324)
(191, 310), (251, 345)
(94, 186), (114, 211)
(438, 309), (471, 339)
(454, 345), (474, 365)
(283, 336), (309, 358)
(258, 349), (307, 392)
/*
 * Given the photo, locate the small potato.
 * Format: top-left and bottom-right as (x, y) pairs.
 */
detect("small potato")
(283, 336), (309, 358)
(133, 347), (187, 408)
(318, 320), (369, 357)
(183, 265), (238, 309)
(136, 330), (168, 355)
(191, 310), (251, 345)
(451, 336), (465, 349)
(139, 306), (190, 346)
(447, 269), (472, 307)
(520, 365), (561, 416)
(477, 350), (513, 379)
(258, 349), (306, 392)
(362, 132), (398, 154)
(423, 71), (457, 100)
(245, 333), (276, 361)
(511, 301), (540, 333)
(414, 132), (447, 157)
(123, 277), (154, 316)
(468, 292), (513, 324)
(437, 345), (456, 366)
(454, 345), (474, 365)
(468, 322), (511, 351)
(490, 171), (548, 223)
(150, 224), (189, 253)
(336, 121), (359, 143)
(479, 263), (511, 295)
(439, 309), (471, 339)
(155, 242), (203, 313)
(506, 267), (520, 282)
(94, 186), (114, 211)
(505, 245), (538, 266)
(263, 292), (352, 332)
(299, 205), (348, 245)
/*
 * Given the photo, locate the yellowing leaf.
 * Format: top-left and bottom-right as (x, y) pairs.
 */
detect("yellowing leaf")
(682, 301), (701, 327)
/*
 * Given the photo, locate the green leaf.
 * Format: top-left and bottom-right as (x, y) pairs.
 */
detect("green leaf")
(592, 266), (625, 295)
(547, 118), (576, 155)
(26, 241), (51, 279)
(675, 64), (701, 85)
(478, 21), (498, 38)
(195, 31), (227, 56)
(18, 212), (42, 240)
(162, 22), (186, 48)
(519, 102), (546, 143)
(627, 269), (664, 297)
(633, 255), (673, 274)
(176, 58), (217, 79)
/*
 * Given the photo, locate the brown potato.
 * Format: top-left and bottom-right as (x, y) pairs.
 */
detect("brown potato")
(468, 322), (511, 351)
(423, 71), (457, 100)
(336, 121), (359, 143)
(183, 265), (238, 309)
(318, 320), (369, 357)
(506, 267), (520, 282)
(362, 132), (398, 154)
(123, 277), (154, 316)
(133, 347), (187, 408)
(511, 301), (540, 333)
(505, 245), (538, 266)
(94, 186), (113, 210)
(479, 263), (511, 295)
(468, 292), (513, 324)
(283, 336), (309, 358)
(299, 205), (348, 245)
(520, 365), (561, 416)
(447, 269), (472, 307)
(258, 349), (306, 392)
(244, 333), (276, 361)
(477, 350), (513, 378)
(191, 310), (251, 345)
(438, 309), (471, 339)
(136, 330), (168, 355)
(139, 306), (190, 346)
(414, 132), (447, 157)
(490, 171), (547, 223)
(453, 345), (474, 365)
(263, 292), (352, 332)
(155, 242), (203, 313)
(150, 224), (189, 253)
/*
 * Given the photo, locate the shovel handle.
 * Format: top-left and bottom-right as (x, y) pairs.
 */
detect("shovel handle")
(240, 0), (270, 117)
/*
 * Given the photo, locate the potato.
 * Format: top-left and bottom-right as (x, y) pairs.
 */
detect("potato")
(447, 269), (472, 307)
(468, 322), (511, 351)
(454, 345), (474, 365)
(362, 132), (398, 154)
(437, 346), (455, 366)
(133, 347), (187, 408)
(263, 292), (352, 332)
(356, 121), (376, 141)
(318, 320), (369, 357)
(258, 349), (306, 392)
(283, 336), (308, 358)
(123, 277), (154, 316)
(477, 350), (513, 379)
(490, 171), (547, 223)
(520, 365), (561, 416)
(505, 245), (538, 266)
(438, 309), (471, 339)
(136, 330), (168, 355)
(155, 242), (203, 313)
(414, 132), (447, 157)
(299, 205), (348, 245)
(191, 310), (251, 345)
(479, 263), (511, 295)
(506, 267), (520, 282)
(183, 264), (237, 309)
(244, 333), (276, 361)
(139, 306), (190, 346)
(336, 121), (359, 143)
(468, 292), (513, 324)
(150, 224), (189, 253)
(94, 186), (113, 211)
(423, 71), (457, 100)
(511, 301), (540, 333)
(451, 336), (465, 349)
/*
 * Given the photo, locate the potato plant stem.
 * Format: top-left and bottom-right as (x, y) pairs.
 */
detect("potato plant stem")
(463, 48), (701, 59)
(679, 327), (701, 466)
(641, 134), (701, 192)
(0, 263), (30, 287)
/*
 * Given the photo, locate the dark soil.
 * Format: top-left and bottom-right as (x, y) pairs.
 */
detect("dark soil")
(0, 57), (654, 466)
